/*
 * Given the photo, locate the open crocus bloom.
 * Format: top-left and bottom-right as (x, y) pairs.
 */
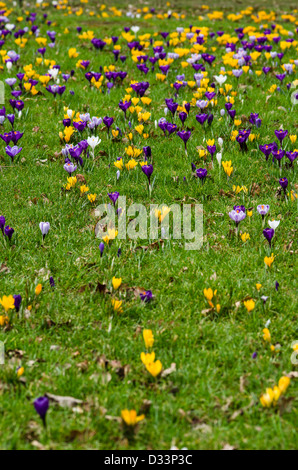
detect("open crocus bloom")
(268, 220), (280, 230)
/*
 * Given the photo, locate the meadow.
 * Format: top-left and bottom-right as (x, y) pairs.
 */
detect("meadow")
(0, 0), (297, 450)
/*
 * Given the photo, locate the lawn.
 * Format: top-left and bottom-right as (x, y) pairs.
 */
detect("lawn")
(0, 0), (297, 450)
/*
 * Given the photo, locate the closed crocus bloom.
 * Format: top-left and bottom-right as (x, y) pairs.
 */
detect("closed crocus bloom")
(143, 329), (154, 348)
(0, 215), (5, 233)
(263, 228), (274, 247)
(34, 396), (49, 427)
(13, 294), (22, 312)
(112, 277), (122, 290)
(263, 328), (271, 342)
(99, 242), (105, 257)
(17, 366), (24, 378)
(260, 388), (274, 407)
(146, 360), (162, 377)
(111, 299), (123, 313)
(39, 222), (50, 240)
(121, 409), (145, 426)
(141, 164), (153, 185)
(35, 284), (42, 296)
(278, 376), (290, 394)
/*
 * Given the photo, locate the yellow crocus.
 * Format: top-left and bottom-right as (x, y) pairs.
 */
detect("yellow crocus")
(121, 409), (145, 426)
(146, 360), (162, 377)
(112, 277), (122, 290)
(244, 299), (255, 312)
(140, 351), (155, 365)
(35, 284), (42, 296)
(143, 329), (154, 348)
(0, 295), (15, 313)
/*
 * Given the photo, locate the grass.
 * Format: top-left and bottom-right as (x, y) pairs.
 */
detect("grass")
(0, 0), (297, 450)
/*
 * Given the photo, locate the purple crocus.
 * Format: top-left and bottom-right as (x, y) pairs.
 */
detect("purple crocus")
(177, 130), (191, 154)
(13, 295), (22, 312)
(103, 116), (114, 134)
(229, 208), (246, 231)
(4, 226), (14, 240)
(5, 145), (22, 162)
(279, 177), (288, 193)
(64, 162), (77, 175)
(140, 290), (153, 302)
(0, 215), (5, 233)
(275, 129), (288, 143)
(257, 204), (270, 219)
(143, 146), (151, 159)
(34, 396), (49, 427)
(141, 164), (154, 187)
(263, 228), (274, 247)
(196, 168), (207, 183)
(108, 192), (120, 206)
(99, 242), (105, 257)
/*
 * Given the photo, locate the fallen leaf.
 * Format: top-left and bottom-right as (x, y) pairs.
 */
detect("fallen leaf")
(161, 363), (176, 377)
(45, 393), (83, 408)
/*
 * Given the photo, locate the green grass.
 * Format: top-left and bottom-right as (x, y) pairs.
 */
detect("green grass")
(0, 0), (297, 450)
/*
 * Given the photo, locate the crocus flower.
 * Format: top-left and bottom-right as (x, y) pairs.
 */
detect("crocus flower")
(34, 396), (49, 427)
(275, 129), (288, 143)
(263, 228), (274, 247)
(64, 162), (77, 175)
(229, 208), (246, 232)
(99, 242), (104, 257)
(13, 295), (22, 312)
(87, 136), (101, 158)
(39, 222), (50, 241)
(268, 220), (280, 230)
(279, 177), (288, 192)
(108, 192), (120, 206)
(196, 168), (208, 183)
(140, 290), (153, 302)
(0, 215), (5, 233)
(49, 277), (55, 288)
(177, 130), (191, 154)
(141, 164), (154, 189)
(103, 116), (114, 134)
(143, 146), (151, 159)
(257, 204), (270, 220)
(4, 226), (14, 240)
(275, 281), (279, 292)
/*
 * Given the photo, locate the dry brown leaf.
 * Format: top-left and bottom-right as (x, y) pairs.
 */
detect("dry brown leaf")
(161, 363), (176, 377)
(45, 393), (84, 408)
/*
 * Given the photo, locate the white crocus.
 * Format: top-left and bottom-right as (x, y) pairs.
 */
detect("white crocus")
(131, 26), (140, 36)
(216, 152), (222, 165)
(48, 68), (59, 81)
(218, 137), (223, 148)
(268, 220), (280, 230)
(67, 109), (73, 119)
(214, 75), (227, 85)
(87, 136), (101, 159)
